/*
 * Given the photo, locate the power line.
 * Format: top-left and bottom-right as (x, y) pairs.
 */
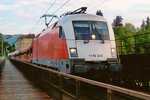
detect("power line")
(88, 0), (109, 12)
(44, 0), (57, 14)
(31, 0), (71, 33)
(46, 0), (71, 26)
(27, 19), (41, 33)
(52, 0), (71, 15)
(27, 0), (57, 33)
(41, 0), (71, 28)
(33, 20), (45, 33)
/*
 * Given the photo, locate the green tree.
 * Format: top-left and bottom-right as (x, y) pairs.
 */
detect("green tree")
(113, 26), (125, 37)
(113, 23), (136, 54)
(11, 44), (16, 52)
(0, 33), (13, 55)
(113, 26), (126, 54)
(146, 17), (150, 30)
(124, 23), (136, 54)
(124, 23), (136, 33)
(135, 17), (150, 54)
(0, 33), (3, 55)
(114, 17), (150, 54)
(141, 20), (146, 31)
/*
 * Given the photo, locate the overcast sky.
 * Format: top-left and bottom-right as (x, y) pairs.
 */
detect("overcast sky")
(0, 0), (150, 35)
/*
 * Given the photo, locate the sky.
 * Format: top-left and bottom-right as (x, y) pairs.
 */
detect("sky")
(0, 0), (150, 35)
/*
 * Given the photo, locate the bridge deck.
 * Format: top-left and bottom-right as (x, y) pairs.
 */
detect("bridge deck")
(0, 60), (51, 100)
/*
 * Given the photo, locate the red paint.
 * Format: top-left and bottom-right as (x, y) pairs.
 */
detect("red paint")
(13, 27), (69, 63)
(32, 27), (69, 60)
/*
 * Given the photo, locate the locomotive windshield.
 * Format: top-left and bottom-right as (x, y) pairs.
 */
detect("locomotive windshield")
(73, 21), (109, 40)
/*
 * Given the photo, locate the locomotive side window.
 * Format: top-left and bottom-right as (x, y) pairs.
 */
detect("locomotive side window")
(73, 21), (109, 40)
(59, 26), (66, 39)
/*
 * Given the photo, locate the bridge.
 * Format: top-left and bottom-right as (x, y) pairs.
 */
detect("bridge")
(0, 60), (51, 100)
(0, 58), (150, 100)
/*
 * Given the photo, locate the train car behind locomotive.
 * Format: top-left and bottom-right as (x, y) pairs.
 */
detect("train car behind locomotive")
(32, 7), (119, 73)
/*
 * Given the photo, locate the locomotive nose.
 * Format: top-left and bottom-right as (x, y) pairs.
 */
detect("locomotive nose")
(75, 40), (112, 62)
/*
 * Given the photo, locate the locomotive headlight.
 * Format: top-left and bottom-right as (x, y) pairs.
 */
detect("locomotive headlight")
(111, 48), (116, 57)
(70, 48), (78, 57)
(91, 34), (96, 40)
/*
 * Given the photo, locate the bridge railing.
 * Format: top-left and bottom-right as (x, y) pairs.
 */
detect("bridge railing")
(11, 59), (150, 100)
(0, 56), (5, 74)
(116, 32), (150, 55)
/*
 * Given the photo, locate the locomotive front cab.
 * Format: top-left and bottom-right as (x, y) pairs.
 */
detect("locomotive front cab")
(73, 21), (112, 60)
(58, 13), (120, 73)
(72, 20), (118, 72)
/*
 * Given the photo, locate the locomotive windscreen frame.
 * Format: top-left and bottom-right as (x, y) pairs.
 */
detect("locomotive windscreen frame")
(73, 21), (109, 40)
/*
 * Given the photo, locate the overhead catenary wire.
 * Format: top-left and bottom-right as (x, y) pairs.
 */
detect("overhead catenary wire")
(32, 20), (45, 33)
(52, 0), (71, 15)
(43, 0), (57, 14)
(30, 0), (71, 34)
(47, 0), (71, 26)
(27, 0), (57, 33)
(88, 0), (109, 12)
(27, 18), (41, 34)
(42, 0), (72, 27)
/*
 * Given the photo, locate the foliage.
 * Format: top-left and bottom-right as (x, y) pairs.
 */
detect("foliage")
(124, 23), (136, 33)
(112, 16), (123, 26)
(113, 16), (150, 55)
(0, 33), (14, 56)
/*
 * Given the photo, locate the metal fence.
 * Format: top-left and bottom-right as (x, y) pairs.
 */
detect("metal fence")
(0, 57), (5, 74)
(116, 32), (150, 55)
(11, 59), (150, 100)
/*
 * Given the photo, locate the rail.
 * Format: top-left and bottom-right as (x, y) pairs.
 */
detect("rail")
(11, 59), (150, 100)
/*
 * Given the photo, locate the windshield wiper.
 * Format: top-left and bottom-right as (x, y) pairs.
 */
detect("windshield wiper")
(93, 24), (105, 43)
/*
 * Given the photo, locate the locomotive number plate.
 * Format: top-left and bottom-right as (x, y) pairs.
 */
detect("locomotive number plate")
(89, 54), (103, 58)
